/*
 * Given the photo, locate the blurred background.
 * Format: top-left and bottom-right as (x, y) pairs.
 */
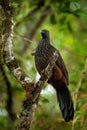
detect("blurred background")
(0, 0), (87, 130)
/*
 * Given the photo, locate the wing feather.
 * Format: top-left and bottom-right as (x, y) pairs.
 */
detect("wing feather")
(56, 51), (69, 85)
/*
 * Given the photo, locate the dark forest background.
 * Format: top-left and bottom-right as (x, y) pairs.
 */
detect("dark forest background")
(0, 0), (87, 130)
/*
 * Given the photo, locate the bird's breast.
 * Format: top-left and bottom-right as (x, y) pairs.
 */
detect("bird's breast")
(35, 44), (51, 73)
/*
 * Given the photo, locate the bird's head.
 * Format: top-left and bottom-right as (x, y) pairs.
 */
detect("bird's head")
(41, 29), (49, 38)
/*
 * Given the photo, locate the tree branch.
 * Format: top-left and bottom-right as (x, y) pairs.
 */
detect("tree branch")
(17, 51), (58, 130)
(0, 0), (58, 129)
(27, 5), (51, 40)
(23, 5), (51, 53)
(0, 64), (16, 121)
(15, 0), (45, 27)
(0, 0), (32, 89)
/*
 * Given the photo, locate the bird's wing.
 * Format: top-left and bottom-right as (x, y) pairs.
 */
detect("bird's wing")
(50, 45), (69, 84)
(56, 51), (69, 85)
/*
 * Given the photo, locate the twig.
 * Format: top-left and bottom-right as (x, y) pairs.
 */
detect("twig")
(72, 57), (87, 130)
(14, 32), (33, 44)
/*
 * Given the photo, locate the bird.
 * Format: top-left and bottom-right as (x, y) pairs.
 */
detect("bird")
(35, 29), (74, 122)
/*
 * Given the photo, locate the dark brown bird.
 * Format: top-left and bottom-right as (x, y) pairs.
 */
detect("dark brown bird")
(35, 29), (74, 122)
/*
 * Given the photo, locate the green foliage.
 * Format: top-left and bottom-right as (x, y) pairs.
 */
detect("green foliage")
(0, 0), (87, 130)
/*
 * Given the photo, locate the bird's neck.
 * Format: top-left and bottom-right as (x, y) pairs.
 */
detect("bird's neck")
(42, 37), (50, 45)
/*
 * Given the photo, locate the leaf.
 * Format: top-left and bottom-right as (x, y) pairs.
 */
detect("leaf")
(42, 98), (49, 103)
(70, 2), (80, 11)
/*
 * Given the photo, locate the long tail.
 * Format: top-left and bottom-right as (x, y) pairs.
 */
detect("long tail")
(56, 85), (74, 122)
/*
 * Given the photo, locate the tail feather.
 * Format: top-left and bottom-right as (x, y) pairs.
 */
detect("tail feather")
(56, 85), (74, 122)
